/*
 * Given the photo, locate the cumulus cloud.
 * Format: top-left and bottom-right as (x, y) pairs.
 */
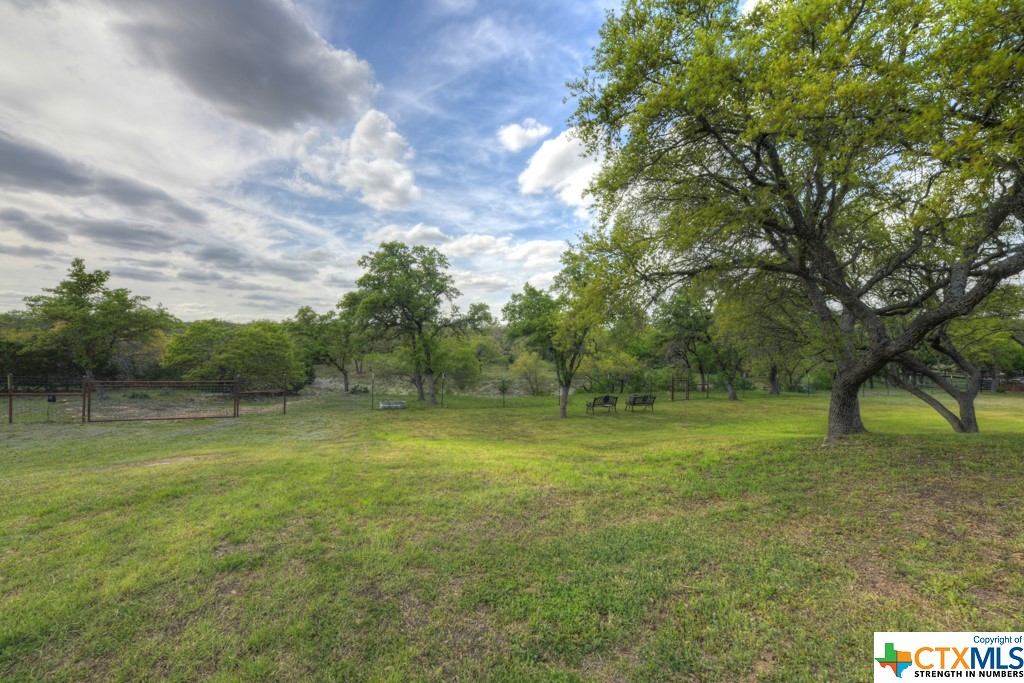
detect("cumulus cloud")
(368, 223), (450, 246)
(365, 226), (566, 275)
(291, 110), (421, 210)
(103, 0), (376, 130)
(497, 118), (552, 152)
(518, 129), (600, 212)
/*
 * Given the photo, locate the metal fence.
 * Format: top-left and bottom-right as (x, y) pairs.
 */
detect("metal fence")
(3, 376), (290, 424)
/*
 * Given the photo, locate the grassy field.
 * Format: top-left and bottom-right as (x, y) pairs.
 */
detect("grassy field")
(2, 390), (1023, 681)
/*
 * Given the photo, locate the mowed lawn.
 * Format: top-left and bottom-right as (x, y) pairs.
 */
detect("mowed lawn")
(2, 391), (1023, 682)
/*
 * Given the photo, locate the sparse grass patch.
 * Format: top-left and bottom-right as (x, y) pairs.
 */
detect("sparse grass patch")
(2, 391), (1023, 681)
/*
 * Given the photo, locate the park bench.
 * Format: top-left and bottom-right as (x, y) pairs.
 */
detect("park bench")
(586, 395), (618, 414)
(626, 394), (656, 412)
(379, 400), (407, 410)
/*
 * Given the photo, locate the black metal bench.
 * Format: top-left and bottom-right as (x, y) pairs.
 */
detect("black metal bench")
(586, 395), (618, 414)
(626, 394), (656, 412)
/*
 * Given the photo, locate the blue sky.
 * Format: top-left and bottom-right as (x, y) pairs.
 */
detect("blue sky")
(0, 0), (616, 320)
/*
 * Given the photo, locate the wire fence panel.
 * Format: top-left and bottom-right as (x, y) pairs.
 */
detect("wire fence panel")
(237, 378), (290, 417)
(4, 393), (82, 424)
(3, 376), (84, 425)
(85, 381), (238, 423)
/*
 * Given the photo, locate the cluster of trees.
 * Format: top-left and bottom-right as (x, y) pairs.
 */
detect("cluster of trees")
(566, 0), (1024, 438)
(0, 259), (308, 388)
(6, 0), (1024, 442)
(0, 259), (177, 380)
(4, 234), (1022, 436)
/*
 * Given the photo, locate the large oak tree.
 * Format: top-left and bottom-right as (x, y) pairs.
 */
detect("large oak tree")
(572, 0), (1024, 439)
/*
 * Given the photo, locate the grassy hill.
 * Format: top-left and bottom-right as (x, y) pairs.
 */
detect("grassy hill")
(2, 391), (1022, 681)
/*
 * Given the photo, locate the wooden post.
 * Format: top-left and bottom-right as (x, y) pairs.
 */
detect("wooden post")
(7, 374), (12, 424)
(233, 376), (240, 418)
(370, 372), (375, 410)
(86, 378), (92, 423)
(282, 376), (287, 415)
(81, 375), (87, 423)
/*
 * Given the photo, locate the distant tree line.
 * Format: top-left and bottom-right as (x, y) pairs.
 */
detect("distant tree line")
(3, 224), (1023, 438)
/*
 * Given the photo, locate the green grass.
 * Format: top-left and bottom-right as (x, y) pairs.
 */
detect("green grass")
(2, 391), (1023, 681)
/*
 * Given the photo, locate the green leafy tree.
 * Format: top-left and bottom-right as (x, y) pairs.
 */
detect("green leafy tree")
(353, 242), (487, 405)
(653, 288), (715, 392)
(288, 305), (361, 392)
(164, 320), (306, 389)
(572, 0), (1024, 439)
(578, 326), (647, 395)
(503, 283), (596, 418)
(509, 348), (553, 397)
(21, 258), (177, 378)
(890, 286), (1024, 432)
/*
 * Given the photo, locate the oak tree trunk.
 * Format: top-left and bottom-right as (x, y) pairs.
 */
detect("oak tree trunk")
(827, 378), (867, 440)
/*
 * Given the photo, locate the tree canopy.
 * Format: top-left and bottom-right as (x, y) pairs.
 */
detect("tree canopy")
(503, 283), (596, 418)
(163, 319), (306, 388)
(15, 258), (177, 378)
(352, 242), (490, 405)
(572, 0), (1024, 439)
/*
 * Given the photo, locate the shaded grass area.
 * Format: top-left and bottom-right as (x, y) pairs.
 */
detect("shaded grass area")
(2, 392), (1023, 681)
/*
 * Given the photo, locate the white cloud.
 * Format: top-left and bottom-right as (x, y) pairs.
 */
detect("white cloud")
(497, 118), (552, 152)
(368, 223), (451, 246)
(361, 223), (566, 273)
(291, 110), (421, 211)
(452, 270), (512, 293)
(518, 129), (601, 214)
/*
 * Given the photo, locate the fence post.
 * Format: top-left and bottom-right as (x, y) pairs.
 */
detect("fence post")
(81, 375), (87, 423)
(86, 376), (92, 422)
(233, 376), (240, 418)
(282, 376), (287, 415)
(7, 374), (12, 424)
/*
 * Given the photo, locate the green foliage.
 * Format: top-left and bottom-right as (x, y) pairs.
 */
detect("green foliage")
(352, 242), (488, 404)
(509, 348), (554, 396)
(164, 320), (306, 389)
(355, 242), (459, 339)
(288, 305), (361, 391)
(503, 283), (596, 416)
(571, 0), (1024, 437)
(16, 258), (177, 378)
